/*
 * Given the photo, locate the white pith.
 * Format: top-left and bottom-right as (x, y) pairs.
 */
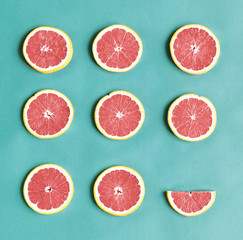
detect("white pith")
(168, 94), (217, 141)
(171, 24), (220, 74)
(94, 166), (145, 216)
(167, 191), (216, 216)
(93, 25), (143, 72)
(24, 89), (74, 138)
(95, 91), (145, 140)
(23, 164), (73, 214)
(23, 27), (71, 72)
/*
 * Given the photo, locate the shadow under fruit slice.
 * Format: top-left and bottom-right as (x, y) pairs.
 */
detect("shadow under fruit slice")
(92, 25), (143, 72)
(167, 94), (217, 141)
(167, 191), (216, 216)
(170, 24), (220, 74)
(23, 26), (73, 73)
(94, 90), (145, 140)
(94, 166), (145, 216)
(23, 164), (74, 214)
(23, 89), (74, 139)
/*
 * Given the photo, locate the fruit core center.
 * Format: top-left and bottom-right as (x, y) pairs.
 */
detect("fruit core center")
(190, 114), (196, 121)
(114, 46), (123, 52)
(116, 111), (124, 119)
(114, 187), (123, 195)
(41, 45), (50, 52)
(45, 186), (53, 192)
(191, 45), (199, 54)
(44, 110), (53, 119)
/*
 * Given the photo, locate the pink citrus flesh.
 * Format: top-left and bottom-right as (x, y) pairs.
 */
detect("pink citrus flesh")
(23, 27), (72, 73)
(167, 191), (216, 216)
(92, 25), (143, 72)
(23, 164), (73, 214)
(23, 90), (74, 139)
(94, 166), (145, 216)
(170, 24), (220, 74)
(95, 91), (145, 140)
(168, 94), (216, 141)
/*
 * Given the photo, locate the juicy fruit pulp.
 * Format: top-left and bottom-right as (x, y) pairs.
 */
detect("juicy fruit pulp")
(167, 191), (215, 216)
(93, 25), (143, 72)
(23, 90), (73, 138)
(94, 166), (145, 216)
(24, 164), (73, 214)
(23, 27), (72, 73)
(170, 24), (220, 74)
(168, 94), (216, 141)
(95, 91), (145, 140)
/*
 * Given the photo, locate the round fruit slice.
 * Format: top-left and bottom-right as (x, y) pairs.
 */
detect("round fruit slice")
(170, 24), (220, 74)
(92, 25), (143, 72)
(168, 94), (216, 141)
(95, 91), (145, 140)
(94, 166), (145, 216)
(23, 164), (74, 214)
(23, 89), (74, 139)
(167, 191), (216, 216)
(23, 26), (73, 73)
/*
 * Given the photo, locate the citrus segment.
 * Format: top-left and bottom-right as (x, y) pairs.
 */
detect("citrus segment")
(23, 164), (73, 214)
(168, 94), (216, 141)
(94, 91), (145, 140)
(167, 191), (216, 216)
(92, 25), (143, 72)
(23, 26), (73, 73)
(170, 24), (220, 74)
(94, 166), (145, 216)
(23, 89), (74, 139)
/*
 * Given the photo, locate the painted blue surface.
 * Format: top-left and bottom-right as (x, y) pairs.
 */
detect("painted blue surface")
(0, 0), (243, 239)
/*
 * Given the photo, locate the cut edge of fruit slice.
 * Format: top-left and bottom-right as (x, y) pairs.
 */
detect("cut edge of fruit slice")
(23, 89), (74, 139)
(167, 94), (217, 142)
(170, 24), (220, 75)
(167, 191), (216, 217)
(93, 166), (145, 216)
(23, 164), (74, 215)
(94, 90), (145, 140)
(23, 26), (73, 73)
(92, 24), (143, 73)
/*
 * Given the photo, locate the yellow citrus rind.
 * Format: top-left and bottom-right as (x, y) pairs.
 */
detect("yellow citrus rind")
(92, 24), (143, 72)
(23, 89), (74, 139)
(167, 191), (216, 217)
(167, 94), (217, 142)
(93, 166), (145, 216)
(23, 164), (74, 215)
(170, 24), (220, 75)
(94, 90), (145, 140)
(23, 26), (73, 73)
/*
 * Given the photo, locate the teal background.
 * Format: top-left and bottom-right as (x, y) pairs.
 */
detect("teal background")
(1, 0), (243, 239)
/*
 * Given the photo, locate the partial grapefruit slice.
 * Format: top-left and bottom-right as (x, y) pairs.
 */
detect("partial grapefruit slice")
(170, 24), (220, 74)
(94, 166), (145, 216)
(23, 26), (73, 73)
(23, 164), (74, 214)
(23, 89), (74, 139)
(168, 94), (216, 141)
(94, 90), (145, 140)
(92, 25), (143, 72)
(167, 191), (216, 216)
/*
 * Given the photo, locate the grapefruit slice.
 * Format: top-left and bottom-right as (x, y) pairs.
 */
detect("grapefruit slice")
(23, 89), (74, 139)
(23, 164), (74, 214)
(23, 26), (73, 73)
(170, 24), (220, 74)
(167, 191), (216, 216)
(92, 25), (143, 72)
(168, 94), (216, 141)
(94, 90), (145, 140)
(94, 166), (145, 216)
